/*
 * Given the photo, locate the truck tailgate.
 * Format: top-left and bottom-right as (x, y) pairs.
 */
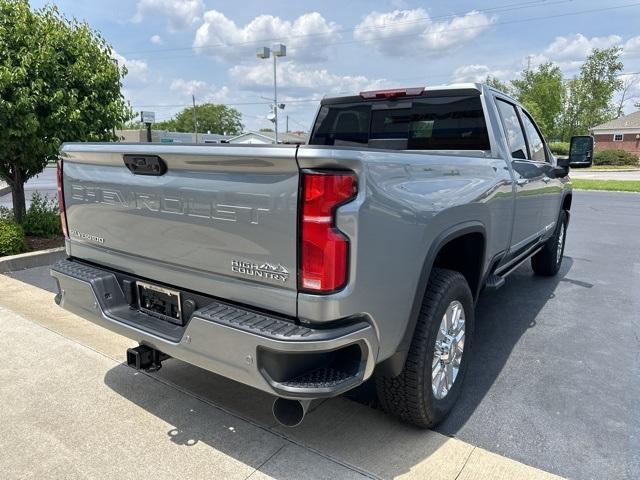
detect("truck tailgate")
(60, 143), (299, 316)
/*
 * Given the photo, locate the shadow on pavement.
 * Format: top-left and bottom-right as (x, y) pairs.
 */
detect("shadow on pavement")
(436, 257), (575, 435)
(101, 259), (577, 478)
(104, 360), (458, 479)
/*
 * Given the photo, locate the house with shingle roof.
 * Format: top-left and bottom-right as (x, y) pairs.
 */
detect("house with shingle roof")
(590, 111), (640, 158)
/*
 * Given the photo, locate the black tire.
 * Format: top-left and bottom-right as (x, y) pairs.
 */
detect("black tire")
(531, 210), (568, 277)
(375, 268), (474, 428)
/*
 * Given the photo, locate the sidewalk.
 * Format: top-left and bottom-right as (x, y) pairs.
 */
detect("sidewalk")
(570, 169), (640, 180)
(0, 273), (563, 480)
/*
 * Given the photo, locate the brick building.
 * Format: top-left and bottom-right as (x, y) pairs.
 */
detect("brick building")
(590, 111), (640, 158)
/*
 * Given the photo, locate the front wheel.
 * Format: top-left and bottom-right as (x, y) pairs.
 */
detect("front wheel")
(531, 210), (568, 276)
(375, 268), (474, 428)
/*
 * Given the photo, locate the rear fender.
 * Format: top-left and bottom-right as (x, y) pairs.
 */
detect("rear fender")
(377, 221), (486, 377)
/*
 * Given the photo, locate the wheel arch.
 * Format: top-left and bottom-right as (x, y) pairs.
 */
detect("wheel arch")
(377, 221), (487, 377)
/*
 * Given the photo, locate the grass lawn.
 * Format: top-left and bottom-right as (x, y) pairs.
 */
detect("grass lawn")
(572, 179), (640, 192)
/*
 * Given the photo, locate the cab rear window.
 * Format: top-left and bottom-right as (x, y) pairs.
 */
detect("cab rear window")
(309, 95), (490, 151)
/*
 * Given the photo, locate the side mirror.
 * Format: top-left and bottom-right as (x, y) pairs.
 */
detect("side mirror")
(569, 135), (594, 167)
(553, 155), (571, 178)
(557, 155), (570, 168)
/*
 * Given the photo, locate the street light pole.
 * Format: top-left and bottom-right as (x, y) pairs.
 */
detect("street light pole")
(273, 52), (278, 145)
(257, 44), (286, 144)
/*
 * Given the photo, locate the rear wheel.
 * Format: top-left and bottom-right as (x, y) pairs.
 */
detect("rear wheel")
(531, 210), (568, 276)
(375, 268), (474, 428)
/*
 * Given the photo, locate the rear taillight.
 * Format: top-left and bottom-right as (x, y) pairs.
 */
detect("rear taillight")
(300, 170), (357, 293)
(56, 159), (68, 238)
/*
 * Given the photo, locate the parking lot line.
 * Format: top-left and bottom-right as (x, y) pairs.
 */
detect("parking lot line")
(0, 272), (563, 479)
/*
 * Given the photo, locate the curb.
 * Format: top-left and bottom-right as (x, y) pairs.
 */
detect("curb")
(0, 247), (66, 273)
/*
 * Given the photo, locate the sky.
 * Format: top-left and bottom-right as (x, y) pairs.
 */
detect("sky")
(30, 0), (640, 133)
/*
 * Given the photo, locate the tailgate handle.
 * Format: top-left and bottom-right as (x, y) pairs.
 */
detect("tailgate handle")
(123, 155), (167, 176)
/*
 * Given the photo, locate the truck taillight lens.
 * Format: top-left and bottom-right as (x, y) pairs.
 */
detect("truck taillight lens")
(56, 160), (68, 238)
(300, 170), (357, 293)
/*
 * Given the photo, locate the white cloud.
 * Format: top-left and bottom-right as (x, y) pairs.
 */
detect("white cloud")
(543, 34), (622, 61)
(112, 51), (149, 85)
(451, 64), (512, 83)
(623, 36), (640, 56)
(353, 9), (494, 56)
(150, 34), (164, 45)
(133, 0), (204, 32)
(229, 61), (389, 96)
(170, 78), (230, 103)
(193, 11), (340, 63)
(523, 34), (625, 72)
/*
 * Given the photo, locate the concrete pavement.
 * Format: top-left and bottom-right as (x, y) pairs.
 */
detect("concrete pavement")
(0, 180), (9, 197)
(570, 169), (640, 180)
(0, 273), (562, 480)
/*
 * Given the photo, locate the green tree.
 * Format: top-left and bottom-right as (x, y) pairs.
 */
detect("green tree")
(0, 0), (131, 221)
(560, 47), (623, 140)
(155, 104), (243, 135)
(485, 75), (512, 94)
(511, 62), (565, 139)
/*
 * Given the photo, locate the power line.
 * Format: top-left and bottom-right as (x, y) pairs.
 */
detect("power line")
(129, 68), (640, 113)
(120, 2), (640, 62)
(120, 0), (562, 56)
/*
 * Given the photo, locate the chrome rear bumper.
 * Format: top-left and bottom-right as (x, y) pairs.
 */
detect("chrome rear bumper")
(51, 259), (378, 400)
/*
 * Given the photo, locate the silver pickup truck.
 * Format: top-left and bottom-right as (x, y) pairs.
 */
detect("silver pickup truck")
(51, 84), (593, 428)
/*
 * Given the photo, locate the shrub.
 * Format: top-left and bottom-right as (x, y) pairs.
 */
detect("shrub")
(593, 149), (639, 167)
(0, 205), (13, 220)
(0, 219), (27, 256)
(21, 192), (62, 237)
(549, 142), (570, 156)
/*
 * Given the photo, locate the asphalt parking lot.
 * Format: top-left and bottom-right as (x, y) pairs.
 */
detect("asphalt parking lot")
(0, 164), (57, 208)
(1, 191), (638, 479)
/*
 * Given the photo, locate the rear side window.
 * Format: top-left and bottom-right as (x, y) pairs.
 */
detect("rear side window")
(495, 99), (528, 159)
(309, 96), (490, 151)
(521, 112), (548, 162)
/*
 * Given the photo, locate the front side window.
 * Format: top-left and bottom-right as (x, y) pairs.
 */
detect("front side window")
(614, 134), (624, 141)
(521, 112), (548, 162)
(495, 99), (528, 159)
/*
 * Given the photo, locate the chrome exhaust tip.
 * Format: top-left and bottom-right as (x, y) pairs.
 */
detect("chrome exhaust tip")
(272, 398), (311, 427)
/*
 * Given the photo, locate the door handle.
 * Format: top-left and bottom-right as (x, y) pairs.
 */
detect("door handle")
(516, 178), (528, 186)
(123, 155), (167, 176)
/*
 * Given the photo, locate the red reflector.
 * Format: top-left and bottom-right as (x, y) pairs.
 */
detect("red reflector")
(56, 159), (69, 238)
(359, 87), (424, 99)
(300, 171), (357, 293)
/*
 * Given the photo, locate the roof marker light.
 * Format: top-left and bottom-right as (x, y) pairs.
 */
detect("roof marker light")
(359, 87), (425, 99)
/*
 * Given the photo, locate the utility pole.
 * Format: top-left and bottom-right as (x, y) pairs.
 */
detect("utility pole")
(192, 95), (198, 143)
(286, 115), (289, 133)
(526, 55), (533, 72)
